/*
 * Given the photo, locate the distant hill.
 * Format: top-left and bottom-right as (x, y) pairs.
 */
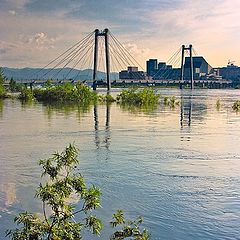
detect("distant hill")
(2, 67), (119, 81)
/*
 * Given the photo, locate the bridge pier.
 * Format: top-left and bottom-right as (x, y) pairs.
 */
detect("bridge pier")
(180, 44), (194, 89)
(92, 28), (111, 91)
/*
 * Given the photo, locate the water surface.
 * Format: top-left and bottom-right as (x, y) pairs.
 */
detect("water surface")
(0, 89), (240, 239)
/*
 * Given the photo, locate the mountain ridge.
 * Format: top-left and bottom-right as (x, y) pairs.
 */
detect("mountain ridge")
(2, 67), (119, 81)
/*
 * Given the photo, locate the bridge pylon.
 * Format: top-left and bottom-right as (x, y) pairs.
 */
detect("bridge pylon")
(93, 28), (111, 91)
(180, 44), (194, 89)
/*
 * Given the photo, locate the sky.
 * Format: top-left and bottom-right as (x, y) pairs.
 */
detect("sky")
(0, 0), (240, 69)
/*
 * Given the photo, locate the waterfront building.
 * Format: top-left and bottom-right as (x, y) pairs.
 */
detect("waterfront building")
(146, 56), (213, 80)
(183, 56), (213, 80)
(146, 59), (158, 76)
(217, 63), (240, 80)
(119, 66), (146, 80)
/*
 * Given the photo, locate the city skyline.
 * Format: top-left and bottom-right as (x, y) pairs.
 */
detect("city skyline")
(0, 0), (240, 68)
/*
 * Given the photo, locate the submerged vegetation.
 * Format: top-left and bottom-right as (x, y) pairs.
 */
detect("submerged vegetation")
(216, 99), (221, 110)
(7, 144), (149, 240)
(163, 96), (180, 108)
(232, 100), (240, 112)
(0, 67), (6, 98)
(33, 82), (98, 103)
(116, 88), (160, 106)
(18, 88), (35, 101)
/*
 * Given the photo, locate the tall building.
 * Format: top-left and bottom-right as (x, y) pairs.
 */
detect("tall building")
(146, 59), (158, 76)
(184, 56), (212, 80)
(119, 66), (146, 80)
(146, 56), (213, 80)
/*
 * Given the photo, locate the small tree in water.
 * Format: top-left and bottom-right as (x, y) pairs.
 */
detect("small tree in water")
(7, 144), (150, 240)
(0, 67), (6, 98)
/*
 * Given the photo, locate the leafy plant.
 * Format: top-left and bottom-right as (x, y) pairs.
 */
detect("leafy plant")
(216, 99), (221, 110)
(110, 210), (150, 240)
(7, 144), (150, 240)
(33, 82), (98, 103)
(98, 93), (116, 103)
(18, 88), (35, 101)
(163, 96), (179, 108)
(9, 78), (23, 92)
(0, 67), (6, 98)
(117, 88), (160, 106)
(6, 144), (103, 239)
(232, 100), (240, 112)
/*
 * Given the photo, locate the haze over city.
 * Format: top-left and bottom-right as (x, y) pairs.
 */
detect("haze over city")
(0, 0), (240, 68)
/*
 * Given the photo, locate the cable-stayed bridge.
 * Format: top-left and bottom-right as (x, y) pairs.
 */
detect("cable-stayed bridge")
(12, 28), (231, 90)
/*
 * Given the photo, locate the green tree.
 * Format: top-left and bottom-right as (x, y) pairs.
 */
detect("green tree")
(0, 67), (5, 85)
(110, 210), (150, 240)
(9, 77), (22, 92)
(18, 87), (34, 101)
(0, 67), (6, 98)
(7, 144), (150, 240)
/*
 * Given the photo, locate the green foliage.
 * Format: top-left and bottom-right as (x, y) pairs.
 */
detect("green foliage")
(6, 144), (103, 239)
(110, 210), (150, 240)
(9, 78), (23, 92)
(33, 82), (98, 103)
(18, 88), (34, 101)
(0, 84), (6, 98)
(163, 96), (180, 108)
(232, 100), (240, 111)
(98, 93), (116, 103)
(0, 67), (6, 98)
(7, 144), (150, 239)
(0, 99), (3, 117)
(44, 79), (53, 89)
(0, 67), (5, 85)
(216, 99), (221, 110)
(117, 88), (160, 106)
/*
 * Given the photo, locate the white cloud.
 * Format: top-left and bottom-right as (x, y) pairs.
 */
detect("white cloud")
(1, 0), (240, 67)
(18, 32), (58, 50)
(8, 10), (16, 15)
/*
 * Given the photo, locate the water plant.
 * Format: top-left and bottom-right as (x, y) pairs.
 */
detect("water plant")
(216, 99), (221, 110)
(9, 78), (23, 92)
(7, 144), (149, 240)
(232, 100), (240, 111)
(0, 67), (6, 98)
(163, 96), (180, 108)
(98, 93), (116, 103)
(117, 87), (160, 106)
(33, 82), (98, 103)
(18, 88), (35, 101)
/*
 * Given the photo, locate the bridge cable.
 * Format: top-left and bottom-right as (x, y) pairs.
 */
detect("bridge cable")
(33, 31), (94, 79)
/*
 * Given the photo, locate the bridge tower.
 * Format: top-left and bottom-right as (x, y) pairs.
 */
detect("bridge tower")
(93, 28), (111, 91)
(180, 44), (194, 89)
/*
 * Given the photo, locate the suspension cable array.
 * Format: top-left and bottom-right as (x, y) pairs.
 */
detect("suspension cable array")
(33, 29), (147, 84)
(152, 45), (198, 81)
(32, 28), (200, 91)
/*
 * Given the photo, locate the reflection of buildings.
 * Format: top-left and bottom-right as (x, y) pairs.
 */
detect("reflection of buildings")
(0, 182), (17, 209)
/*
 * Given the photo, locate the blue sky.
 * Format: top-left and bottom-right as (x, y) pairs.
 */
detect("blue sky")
(0, 0), (240, 68)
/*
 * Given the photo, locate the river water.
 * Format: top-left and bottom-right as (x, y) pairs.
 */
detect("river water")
(0, 89), (240, 239)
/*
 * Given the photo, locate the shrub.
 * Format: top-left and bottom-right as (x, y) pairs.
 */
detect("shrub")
(232, 100), (240, 111)
(117, 88), (160, 106)
(33, 82), (98, 103)
(6, 144), (149, 240)
(163, 96), (180, 108)
(18, 88), (34, 101)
